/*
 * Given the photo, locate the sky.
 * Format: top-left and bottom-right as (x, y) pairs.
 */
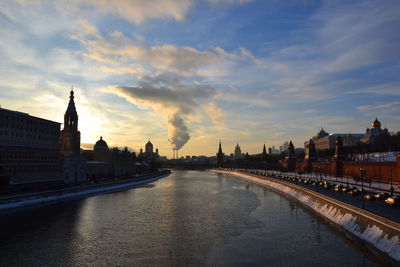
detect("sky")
(0, 0), (399, 157)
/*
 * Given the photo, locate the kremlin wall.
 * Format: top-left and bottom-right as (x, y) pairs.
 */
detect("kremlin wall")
(281, 119), (400, 184)
(217, 117), (399, 185)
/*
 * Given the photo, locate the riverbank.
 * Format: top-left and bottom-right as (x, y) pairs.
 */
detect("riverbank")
(0, 170), (171, 211)
(214, 169), (400, 263)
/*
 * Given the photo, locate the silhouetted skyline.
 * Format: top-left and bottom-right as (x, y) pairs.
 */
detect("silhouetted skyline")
(0, 0), (399, 156)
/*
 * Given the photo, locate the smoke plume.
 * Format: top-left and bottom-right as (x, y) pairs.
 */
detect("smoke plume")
(109, 73), (219, 150)
(167, 113), (190, 150)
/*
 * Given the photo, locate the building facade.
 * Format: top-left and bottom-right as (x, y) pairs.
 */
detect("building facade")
(234, 143), (242, 159)
(305, 128), (363, 151)
(0, 107), (61, 185)
(360, 117), (389, 144)
(86, 136), (136, 180)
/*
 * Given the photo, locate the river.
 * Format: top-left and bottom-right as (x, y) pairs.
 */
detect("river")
(0, 170), (386, 266)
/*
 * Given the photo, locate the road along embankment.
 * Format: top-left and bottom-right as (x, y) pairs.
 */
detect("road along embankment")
(215, 170), (400, 263)
(0, 171), (171, 212)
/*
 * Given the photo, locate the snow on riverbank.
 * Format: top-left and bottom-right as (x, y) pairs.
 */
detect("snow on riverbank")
(216, 170), (400, 261)
(0, 173), (170, 211)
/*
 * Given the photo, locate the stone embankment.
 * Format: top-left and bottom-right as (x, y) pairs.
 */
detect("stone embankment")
(0, 170), (171, 211)
(215, 169), (400, 263)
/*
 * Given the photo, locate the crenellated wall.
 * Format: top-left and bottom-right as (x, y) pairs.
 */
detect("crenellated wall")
(292, 156), (400, 183)
(342, 160), (398, 183)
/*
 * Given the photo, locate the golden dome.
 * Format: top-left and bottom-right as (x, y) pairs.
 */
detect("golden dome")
(372, 117), (381, 128)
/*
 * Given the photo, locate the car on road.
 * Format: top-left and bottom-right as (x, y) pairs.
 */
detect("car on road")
(334, 185), (343, 192)
(374, 192), (390, 200)
(341, 186), (354, 192)
(348, 189), (361, 196)
(385, 196), (399, 206)
(363, 193), (376, 200)
(323, 182), (332, 190)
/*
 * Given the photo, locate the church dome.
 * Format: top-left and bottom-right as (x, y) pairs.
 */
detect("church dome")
(146, 140), (153, 148)
(94, 136), (109, 151)
(372, 117), (381, 128)
(145, 140), (153, 153)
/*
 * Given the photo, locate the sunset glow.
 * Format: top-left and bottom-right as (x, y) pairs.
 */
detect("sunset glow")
(1, 0), (399, 157)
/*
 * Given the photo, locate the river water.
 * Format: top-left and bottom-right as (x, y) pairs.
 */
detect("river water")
(0, 170), (386, 266)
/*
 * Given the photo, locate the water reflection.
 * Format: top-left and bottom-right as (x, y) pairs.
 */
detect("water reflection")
(0, 170), (386, 266)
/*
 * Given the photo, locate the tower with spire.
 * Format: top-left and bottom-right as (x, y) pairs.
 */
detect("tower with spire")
(60, 88), (86, 184)
(61, 89), (81, 156)
(283, 140), (297, 171)
(303, 139), (317, 172)
(216, 140), (224, 167)
(262, 144), (267, 159)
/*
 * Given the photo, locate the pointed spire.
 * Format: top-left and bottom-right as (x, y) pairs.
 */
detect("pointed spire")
(217, 140), (224, 167)
(66, 88), (77, 115)
(263, 144), (267, 155)
(63, 87), (78, 131)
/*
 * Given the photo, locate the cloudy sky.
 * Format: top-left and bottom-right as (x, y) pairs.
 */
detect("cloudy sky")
(1, 0), (399, 157)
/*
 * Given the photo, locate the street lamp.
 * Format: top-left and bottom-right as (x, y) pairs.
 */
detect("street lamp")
(319, 170), (322, 186)
(360, 168), (366, 209)
(390, 168), (394, 197)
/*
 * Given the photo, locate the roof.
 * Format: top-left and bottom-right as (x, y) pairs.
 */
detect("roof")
(94, 136), (109, 150)
(328, 133), (364, 138)
(0, 107), (61, 125)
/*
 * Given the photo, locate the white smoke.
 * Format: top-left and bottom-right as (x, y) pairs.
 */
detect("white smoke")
(108, 73), (219, 150)
(167, 113), (190, 150)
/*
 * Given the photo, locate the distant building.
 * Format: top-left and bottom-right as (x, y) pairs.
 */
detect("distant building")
(136, 140), (159, 173)
(216, 141), (224, 167)
(268, 146), (280, 154)
(0, 107), (61, 185)
(282, 141), (289, 151)
(85, 136), (136, 180)
(360, 117), (389, 144)
(304, 128), (363, 151)
(140, 140), (159, 162)
(282, 140), (296, 171)
(262, 144), (267, 159)
(60, 89), (86, 184)
(234, 143), (242, 159)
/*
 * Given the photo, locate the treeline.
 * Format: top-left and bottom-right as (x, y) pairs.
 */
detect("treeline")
(223, 154), (281, 170)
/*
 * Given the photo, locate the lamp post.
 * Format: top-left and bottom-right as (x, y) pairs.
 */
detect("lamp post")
(360, 168), (366, 209)
(320, 170), (322, 186)
(390, 168), (394, 197)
